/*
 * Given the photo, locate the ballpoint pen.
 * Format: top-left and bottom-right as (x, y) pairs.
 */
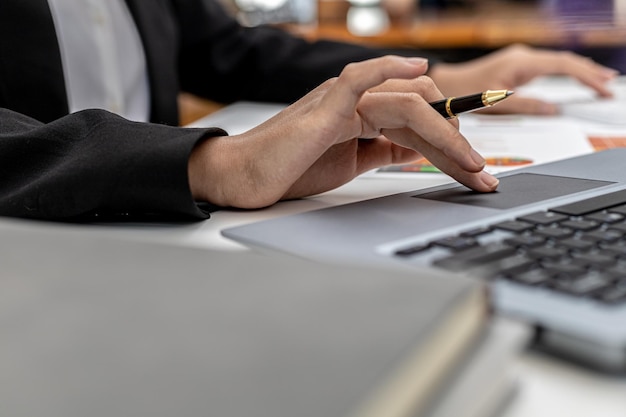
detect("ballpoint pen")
(430, 90), (514, 119)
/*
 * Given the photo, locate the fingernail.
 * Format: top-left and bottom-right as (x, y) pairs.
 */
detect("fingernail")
(407, 57), (428, 66)
(480, 171), (499, 189)
(469, 148), (485, 168)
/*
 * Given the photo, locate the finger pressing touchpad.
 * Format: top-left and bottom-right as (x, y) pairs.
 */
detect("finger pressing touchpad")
(415, 173), (613, 210)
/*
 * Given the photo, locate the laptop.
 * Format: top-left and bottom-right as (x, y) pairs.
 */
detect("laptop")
(223, 148), (626, 372)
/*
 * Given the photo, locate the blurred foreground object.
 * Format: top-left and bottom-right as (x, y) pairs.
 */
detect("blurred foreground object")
(0, 218), (529, 417)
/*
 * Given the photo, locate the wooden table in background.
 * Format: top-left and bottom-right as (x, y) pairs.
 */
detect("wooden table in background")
(291, 0), (626, 49)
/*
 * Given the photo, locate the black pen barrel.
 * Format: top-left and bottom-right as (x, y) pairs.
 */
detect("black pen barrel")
(447, 93), (484, 115)
(430, 93), (483, 119)
(430, 90), (512, 119)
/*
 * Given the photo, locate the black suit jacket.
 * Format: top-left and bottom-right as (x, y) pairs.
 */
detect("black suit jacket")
(0, 0), (389, 125)
(0, 0), (416, 220)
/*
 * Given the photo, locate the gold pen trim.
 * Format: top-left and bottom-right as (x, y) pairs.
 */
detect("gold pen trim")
(445, 97), (456, 118)
(481, 90), (513, 106)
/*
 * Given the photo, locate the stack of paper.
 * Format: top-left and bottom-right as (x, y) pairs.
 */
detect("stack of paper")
(517, 75), (626, 125)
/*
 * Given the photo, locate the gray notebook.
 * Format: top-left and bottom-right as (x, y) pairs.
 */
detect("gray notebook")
(0, 219), (488, 417)
(223, 148), (626, 371)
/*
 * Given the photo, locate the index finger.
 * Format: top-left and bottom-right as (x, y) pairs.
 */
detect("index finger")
(534, 50), (618, 97)
(320, 56), (430, 118)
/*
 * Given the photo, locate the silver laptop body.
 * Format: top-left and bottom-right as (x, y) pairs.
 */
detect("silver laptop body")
(224, 148), (626, 371)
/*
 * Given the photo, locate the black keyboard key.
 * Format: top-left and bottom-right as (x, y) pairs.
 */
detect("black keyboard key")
(476, 255), (536, 278)
(580, 229), (624, 243)
(526, 245), (568, 260)
(608, 222), (626, 234)
(557, 237), (596, 251)
(395, 244), (431, 257)
(553, 275), (612, 295)
(534, 227), (575, 239)
(608, 203), (626, 216)
(601, 242), (626, 258)
(431, 236), (478, 251)
(571, 252), (617, 269)
(550, 189), (626, 216)
(605, 263), (626, 278)
(508, 268), (554, 285)
(595, 284), (626, 304)
(492, 220), (534, 233)
(559, 219), (600, 231)
(542, 261), (587, 278)
(504, 235), (546, 248)
(585, 212), (624, 224)
(459, 227), (492, 238)
(433, 243), (517, 272)
(517, 211), (568, 225)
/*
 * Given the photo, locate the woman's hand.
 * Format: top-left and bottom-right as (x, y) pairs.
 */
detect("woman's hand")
(188, 56), (498, 209)
(428, 44), (619, 115)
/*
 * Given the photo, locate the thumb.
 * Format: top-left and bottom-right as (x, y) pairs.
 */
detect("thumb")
(355, 137), (421, 174)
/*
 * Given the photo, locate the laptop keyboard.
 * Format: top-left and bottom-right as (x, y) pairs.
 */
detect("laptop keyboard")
(394, 190), (626, 305)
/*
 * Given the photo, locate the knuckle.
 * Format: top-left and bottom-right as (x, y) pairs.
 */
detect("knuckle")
(381, 54), (400, 65)
(441, 130), (467, 155)
(557, 50), (575, 60)
(512, 43), (529, 51)
(417, 75), (437, 89)
(408, 76), (437, 95)
(340, 62), (360, 78)
(508, 43), (530, 54)
(398, 92), (427, 109)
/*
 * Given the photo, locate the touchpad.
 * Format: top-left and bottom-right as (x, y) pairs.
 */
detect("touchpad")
(415, 173), (613, 210)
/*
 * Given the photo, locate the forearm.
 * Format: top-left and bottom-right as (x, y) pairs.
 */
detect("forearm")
(0, 108), (224, 221)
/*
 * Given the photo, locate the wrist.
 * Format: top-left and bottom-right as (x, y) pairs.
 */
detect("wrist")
(187, 133), (277, 209)
(188, 135), (231, 207)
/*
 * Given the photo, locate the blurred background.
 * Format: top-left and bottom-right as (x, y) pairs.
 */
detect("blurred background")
(220, 0), (626, 72)
(181, 0), (626, 124)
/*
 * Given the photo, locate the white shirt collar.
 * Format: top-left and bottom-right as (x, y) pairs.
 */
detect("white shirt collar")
(47, 0), (150, 122)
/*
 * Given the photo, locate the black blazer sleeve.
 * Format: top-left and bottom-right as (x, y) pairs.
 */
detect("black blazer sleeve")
(170, 0), (437, 104)
(0, 108), (223, 221)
